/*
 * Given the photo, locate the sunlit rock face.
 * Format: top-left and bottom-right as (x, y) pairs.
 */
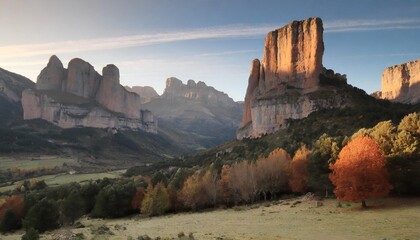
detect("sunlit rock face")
(237, 17), (348, 139)
(381, 59), (420, 104)
(22, 55), (157, 132)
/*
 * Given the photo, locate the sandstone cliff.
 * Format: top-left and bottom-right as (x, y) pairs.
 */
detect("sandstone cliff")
(238, 17), (347, 139)
(381, 59), (420, 104)
(22, 56), (156, 132)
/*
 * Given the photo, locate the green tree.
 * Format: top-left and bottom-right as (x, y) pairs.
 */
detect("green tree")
(141, 182), (170, 216)
(308, 134), (341, 196)
(398, 112), (420, 134)
(92, 181), (136, 218)
(24, 198), (60, 233)
(60, 191), (85, 225)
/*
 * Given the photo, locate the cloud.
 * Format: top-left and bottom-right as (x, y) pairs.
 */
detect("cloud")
(0, 25), (275, 60)
(325, 18), (420, 32)
(0, 18), (419, 61)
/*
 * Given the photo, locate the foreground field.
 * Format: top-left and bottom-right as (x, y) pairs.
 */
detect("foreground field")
(2, 197), (419, 240)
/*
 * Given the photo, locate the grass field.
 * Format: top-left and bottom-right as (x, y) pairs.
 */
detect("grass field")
(1, 197), (419, 240)
(0, 155), (78, 171)
(0, 170), (124, 193)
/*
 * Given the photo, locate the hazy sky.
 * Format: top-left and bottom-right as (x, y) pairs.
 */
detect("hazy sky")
(1, 0), (420, 101)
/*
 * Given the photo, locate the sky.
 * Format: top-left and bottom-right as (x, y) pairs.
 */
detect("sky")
(1, 0), (420, 101)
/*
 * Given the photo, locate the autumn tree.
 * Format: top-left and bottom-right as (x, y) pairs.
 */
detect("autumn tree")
(255, 148), (291, 200)
(131, 187), (146, 210)
(141, 182), (170, 216)
(329, 136), (392, 207)
(0, 195), (24, 232)
(289, 145), (311, 193)
(218, 161), (257, 205)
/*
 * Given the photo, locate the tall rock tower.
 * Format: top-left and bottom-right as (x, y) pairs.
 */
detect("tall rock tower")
(238, 17), (347, 139)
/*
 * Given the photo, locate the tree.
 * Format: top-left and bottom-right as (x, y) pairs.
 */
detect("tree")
(0, 195), (24, 222)
(289, 145), (311, 193)
(398, 112), (420, 134)
(308, 134), (342, 196)
(329, 136), (392, 207)
(141, 182), (170, 216)
(92, 181), (136, 218)
(0, 209), (20, 233)
(255, 148), (291, 200)
(24, 198), (60, 232)
(60, 191), (85, 225)
(131, 187), (146, 210)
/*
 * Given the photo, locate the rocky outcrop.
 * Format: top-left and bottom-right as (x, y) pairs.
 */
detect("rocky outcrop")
(22, 55), (157, 132)
(125, 86), (159, 103)
(381, 59), (420, 104)
(238, 17), (347, 139)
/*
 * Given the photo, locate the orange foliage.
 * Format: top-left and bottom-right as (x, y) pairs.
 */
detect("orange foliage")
(131, 187), (145, 210)
(329, 136), (392, 206)
(179, 170), (218, 210)
(255, 148), (291, 199)
(289, 145), (310, 193)
(0, 195), (24, 221)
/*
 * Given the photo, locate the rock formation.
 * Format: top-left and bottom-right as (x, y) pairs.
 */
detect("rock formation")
(0, 67), (35, 102)
(381, 59), (420, 104)
(125, 86), (159, 103)
(162, 77), (238, 108)
(238, 17), (347, 139)
(22, 55), (157, 132)
(143, 77), (243, 148)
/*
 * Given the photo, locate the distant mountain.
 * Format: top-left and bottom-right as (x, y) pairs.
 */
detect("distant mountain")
(141, 77), (243, 150)
(125, 86), (159, 103)
(0, 67), (35, 125)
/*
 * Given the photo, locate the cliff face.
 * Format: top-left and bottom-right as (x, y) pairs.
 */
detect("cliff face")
(238, 17), (347, 139)
(381, 59), (420, 104)
(22, 56), (156, 132)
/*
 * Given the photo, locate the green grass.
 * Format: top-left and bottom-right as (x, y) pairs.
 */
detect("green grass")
(0, 170), (124, 193)
(0, 156), (78, 171)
